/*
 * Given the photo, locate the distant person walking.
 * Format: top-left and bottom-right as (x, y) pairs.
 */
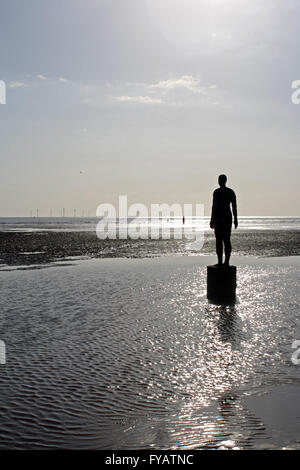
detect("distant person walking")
(210, 174), (238, 266)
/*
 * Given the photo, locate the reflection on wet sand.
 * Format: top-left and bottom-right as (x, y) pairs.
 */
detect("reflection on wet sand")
(0, 256), (299, 449)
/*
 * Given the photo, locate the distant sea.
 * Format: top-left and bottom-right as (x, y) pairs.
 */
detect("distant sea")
(0, 216), (300, 232)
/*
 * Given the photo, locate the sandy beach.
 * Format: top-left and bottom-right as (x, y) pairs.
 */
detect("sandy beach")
(1, 228), (300, 267)
(0, 254), (299, 449)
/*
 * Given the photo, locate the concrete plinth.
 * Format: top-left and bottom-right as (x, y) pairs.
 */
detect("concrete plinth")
(207, 265), (237, 302)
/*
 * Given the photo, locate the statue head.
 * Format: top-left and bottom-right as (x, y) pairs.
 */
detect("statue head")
(218, 174), (227, 188)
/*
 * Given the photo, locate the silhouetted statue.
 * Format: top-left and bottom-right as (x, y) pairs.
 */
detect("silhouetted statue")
(210, 174), (238, 266)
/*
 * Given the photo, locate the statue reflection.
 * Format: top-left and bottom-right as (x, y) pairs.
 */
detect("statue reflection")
(217, 305), (241, 351)
(208, 295), (242, 351)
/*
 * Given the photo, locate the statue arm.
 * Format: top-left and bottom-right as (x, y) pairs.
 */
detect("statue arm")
(232, 192), (238, 228)
(210, 191), (216, 229)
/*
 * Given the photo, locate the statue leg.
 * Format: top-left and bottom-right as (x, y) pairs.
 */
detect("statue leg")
(215, 227), (223, 265)
(223, 227), (232, 266)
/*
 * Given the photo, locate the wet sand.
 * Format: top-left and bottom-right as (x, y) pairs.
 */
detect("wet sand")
(0, 229), (299, 266)
(0, 255), (299, 449)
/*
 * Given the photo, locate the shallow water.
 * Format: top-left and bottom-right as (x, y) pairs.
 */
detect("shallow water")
(0, 256), (299, 449)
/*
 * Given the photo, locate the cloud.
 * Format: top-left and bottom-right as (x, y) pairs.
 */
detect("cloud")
(148, 75), (206, 94)
(36, 74), (48, 80)
(111, 75), (214, 106)
(58, 77), (69, 83)
(9, 81), (26, 88)
(114, 95), (162, 104)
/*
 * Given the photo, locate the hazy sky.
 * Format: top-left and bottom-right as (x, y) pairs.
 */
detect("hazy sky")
(0, 0), (299, 216)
